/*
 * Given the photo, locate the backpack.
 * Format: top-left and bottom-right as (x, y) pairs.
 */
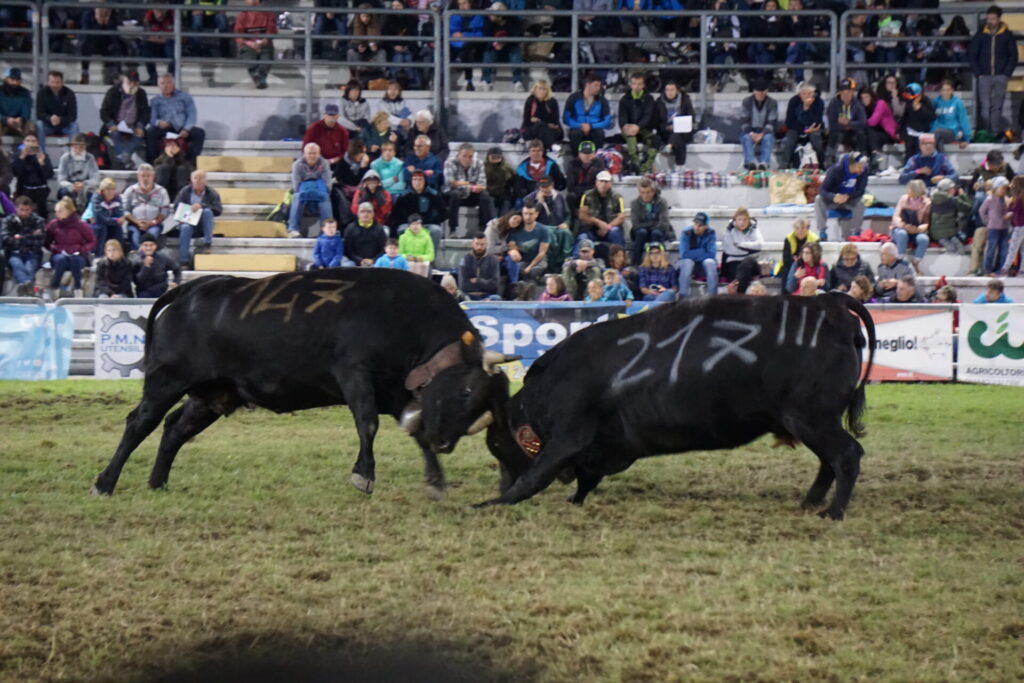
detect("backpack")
(85, 132), (112, 170)
(267, 189), (293, 223)
(595, 146), (623, 177)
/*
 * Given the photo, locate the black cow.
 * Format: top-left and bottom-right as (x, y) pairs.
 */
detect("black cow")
(93, 268), (515, 499)
(459, 293), (876, 520)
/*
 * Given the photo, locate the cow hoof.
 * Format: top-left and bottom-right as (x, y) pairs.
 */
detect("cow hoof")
(818, 507), (845, 521)
(90, 485), (105, 497)
(350, 473), (374, 494)
(424, 484), (446, 502)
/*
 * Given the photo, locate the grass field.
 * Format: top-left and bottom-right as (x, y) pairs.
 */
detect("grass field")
(0, 381), (1021, 682)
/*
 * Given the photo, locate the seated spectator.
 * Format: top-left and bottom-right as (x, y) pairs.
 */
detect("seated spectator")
(174, 169), (222, 267)
(0, 145), (11, 196)
(522, 80), (563, 152)
(459, 232), (502, 300)
(606, 244), (639, 298)
(339, 80), (371, 135)
(563, 76), (613, 152)
(618, 73), (659, 174)
(404, 110), (448, 161)
(484, 210), (523, 293)
(304, 104), (350, 177)
(898, 133), (957, 188)
(398, 215), (434, 277)
(403, 135), (444, 191)
(929, 177), (970, 255)
(577, 171), (626, 259)
(90, 178), (126, 255)
(348, 5), (387, 85)
(739, 79), (777, 172)
(824, 78), (867, 167)
(79, 6), (124, 86)
(849, 274), (875, 303)
(776, 216), (819, 286)
(35, 71), (78, 151)
(655, 81), (696, 173)
(56, 134), (99, 213)
(931, 79), (971, 151)
(973, 278), (1013, 303)
(859, 87), (899, 170)
(345, 202), (388, 266)
(677, 212), (717, 298)
(638, 242), (677, 302)
(797, 276), (820, 297)
(364, 111), (397, 159)
(0, 196), (46, 296)
(785, 242), (828, 294)
(391, 171), (447, 250)
(132, 233), (181, 298)
(706, 0), (740, 89)
(441, 272), (470, 302)
(335, 139), (372, 210)
(779, 82), (824, 169)
(514, 138), (567, 201)
(1004, 176), (1024, 275)
(444, 143), (492, 237)
(508, 201), (551, 295)
(629, 177), (672, 266)
(874, 241), (914, 299)
(885, 275), (923, 303)
(721, 207), (764, 294)
(94, 239), (134, 298)
(381, 0), (421, 88)
(891, 179), (931, 271)
(481, 3), (525, 92)
(539, 274), (572, 302)
(561, 239), (604, 300)
(828, 243), (875, 292)
(932, 284), (957, 303)
(449, 0), (485, 92)
(747, 281), (769, 296)
(154, 138), (195, 202)
(0, 68), (33, 138)
(379, 82), (413, 139)
(524, 177), (572, 270)
(123, 164), (171, 249)
(12, 133), (54, 218)
(583, 278), (604, 303)
(374, 238), (410, 270)
(146, 75), (206, 163)
(815, 152), (868, 241)
(235, 0), (277, 89)
(290, 142), (334, 239)
(45, 197), (96, 298)
(100, 71), (150, 170)
(310, 2), (347, 59)
(565, 140), (606, 214)
(900, 83), (935, 162)
(350, 170), (392, 226)
(185, 0), (230, 59)
(311, 218), (347, 269)
(484, 147), (516, 217)
(141, 8), (175, 86)
(601, 267), (634, 305)
(371, 141), (405, 197)
(979, 175), (1010, 276)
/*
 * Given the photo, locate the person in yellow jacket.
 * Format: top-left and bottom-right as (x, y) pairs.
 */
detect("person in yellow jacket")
(773, 216), (820, 286)
(398, 214), (434, 277)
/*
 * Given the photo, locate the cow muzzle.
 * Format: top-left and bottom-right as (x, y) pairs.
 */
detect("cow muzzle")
(466, 410), (494, 435)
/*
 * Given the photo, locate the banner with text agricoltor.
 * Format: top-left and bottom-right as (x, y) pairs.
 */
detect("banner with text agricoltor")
(0, 304), (74, 380)
(958, 304), (1024, 387)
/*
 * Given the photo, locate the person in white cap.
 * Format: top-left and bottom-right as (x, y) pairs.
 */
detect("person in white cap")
(577, 170), (625, 260)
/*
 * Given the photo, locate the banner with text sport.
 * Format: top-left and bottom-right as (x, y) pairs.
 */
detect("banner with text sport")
(0, 304), (74, 380)
(958, 304), (1024, 386)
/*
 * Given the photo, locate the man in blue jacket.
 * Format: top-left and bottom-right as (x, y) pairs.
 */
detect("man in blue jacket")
(563, 75), (613, 154)
(779, 82), (825, 169)
(898, 133), (959, 187)
(969, 5), (1018, 138)
(814, 153), (868, 241)
(677, 211), (718, 298)
(146, 74), (206, 162)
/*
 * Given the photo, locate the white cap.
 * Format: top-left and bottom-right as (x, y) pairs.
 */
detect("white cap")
(596, 170), (613, 182)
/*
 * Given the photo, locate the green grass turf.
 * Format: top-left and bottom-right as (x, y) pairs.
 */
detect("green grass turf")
(0, 381), (1021, 681)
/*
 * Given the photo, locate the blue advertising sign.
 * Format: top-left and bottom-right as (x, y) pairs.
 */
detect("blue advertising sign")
(0, 304), (75, 380)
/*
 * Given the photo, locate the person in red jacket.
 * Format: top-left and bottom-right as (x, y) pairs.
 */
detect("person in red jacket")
(234, 0), (278, 89)
(350, 169), (392, 226)
(45, 196), (96, 297)
(302, 103), (350, 177)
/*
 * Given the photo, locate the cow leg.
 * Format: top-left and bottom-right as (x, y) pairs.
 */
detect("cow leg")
(339, 373), (379, 494)
(148, 398), (221, 490)
(413, 433), (446, 501)
(474, 434), (587, 507)
(800, 456), (835, 510)
(786, 417), (864, 520)
(566, 467), (603, 505)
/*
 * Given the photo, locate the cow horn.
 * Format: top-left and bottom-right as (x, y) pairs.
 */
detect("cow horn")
(399, 401), (423, 434)
(466, 410), (494, 435)
(483, 351), (522, 375)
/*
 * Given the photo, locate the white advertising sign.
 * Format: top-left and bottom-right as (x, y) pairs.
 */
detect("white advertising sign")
(863, 305), (954, 381)
(958, 304), (1024, 386)
(94, 305), (149, 379)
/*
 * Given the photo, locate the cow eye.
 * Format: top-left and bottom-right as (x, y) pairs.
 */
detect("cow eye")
(463, 387), (473, 397)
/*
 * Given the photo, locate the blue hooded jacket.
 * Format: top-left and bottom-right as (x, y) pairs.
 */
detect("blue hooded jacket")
(931, 94), (972, 141)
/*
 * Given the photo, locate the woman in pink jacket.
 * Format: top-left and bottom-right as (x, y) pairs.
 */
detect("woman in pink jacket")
(45, 196), (97, 297)
(860, 87), (899, 170)
(890, 178), (931, 272)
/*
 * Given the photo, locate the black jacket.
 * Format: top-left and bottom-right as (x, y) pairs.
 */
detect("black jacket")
(95, 257), (135, 297)
(389, 188), (449, 228)
(618, 91), (658, 132)
(343, 221), (388, 262)
(901, 97), (936, 136)
(12, 153), (54, 191)
(132, 251), (181, 292)
(99, 85), (151, 131)
(173, 184), (223, 216)
(36, 85), (78, 126)
(1, 212), (47, 260)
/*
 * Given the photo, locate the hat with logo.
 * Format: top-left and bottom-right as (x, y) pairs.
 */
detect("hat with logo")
(902, 82), (923, 99)
(578, 239), (595, 251)
(838, 77), (857, 91)
(936, 178), (956, 191)
(407, 213), (423, 223)
(538, 175), (553, 186)
(324, 103), (340, 115)
(124, 70), (141, 83)
(596, 170), (613, 182)
(693, 211), (709, 225)
(578, 140), (597, 154)
(4, 67), (22, 80)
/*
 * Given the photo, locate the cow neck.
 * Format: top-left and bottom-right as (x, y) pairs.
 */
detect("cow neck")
(404, 331), (477, 391)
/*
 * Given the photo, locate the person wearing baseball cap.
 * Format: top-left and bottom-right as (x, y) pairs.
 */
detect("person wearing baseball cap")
(815, 152), (870, 240)
(900, 82), (935, 160)
(971, 5), (1018, 140)
(303, 103), (350, 173)
(898, 132), (959, 188)
(577, 169), (625, 261)
(739, 78), (778, 171)
(677, 211), (718, 299)
(824, 77), (867, 167)
(0, 67), (33, 138)
(566, 139), (607, 213)
(99, 71), (150, 169)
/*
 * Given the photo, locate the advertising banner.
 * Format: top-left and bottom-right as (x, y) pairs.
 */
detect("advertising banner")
(0, 304), (74, 380)
(94, 305), (150, 379)
(957, 304), (1024, 386)
(862, 305), (955, 381)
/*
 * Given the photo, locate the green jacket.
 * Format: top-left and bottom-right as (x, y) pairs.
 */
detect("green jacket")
(398, 227), (434, 262)
(929, 189), (972, 241)
(545, 226), (575, 274)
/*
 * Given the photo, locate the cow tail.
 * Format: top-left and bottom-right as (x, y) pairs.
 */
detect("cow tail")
(143, 286), (187, 367)
(843, 295), (875, 439)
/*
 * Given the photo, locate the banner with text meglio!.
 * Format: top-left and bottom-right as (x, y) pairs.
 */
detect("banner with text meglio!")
(0, 304), (74, 380)
(958, 304), (1024, 386)
(861, 305), (954, 381)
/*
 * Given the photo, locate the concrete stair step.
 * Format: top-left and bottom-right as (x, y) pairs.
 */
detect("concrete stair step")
(194, 253), (296, 272)
(199, 155), (294, 173)
(213, 221), (290, 238)
(218, 188), (282, 205)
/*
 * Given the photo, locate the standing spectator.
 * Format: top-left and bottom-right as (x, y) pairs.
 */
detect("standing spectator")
(898, 133), (958, 188)
(655, 80), (696, 173)
(449, 0), (485, 92)
(979, 175), (1010, 276)
(460, 233), (502, 299)
(705, 0), (740, 90)
(56, 134), (99, 213)
(721, 207), (764, 294)
(397, 215), (435, 276)
(132, 234), (181, 298)
(350, 169), (392, 226)
(577, 171), (625, 260)
(775, 217), (819, 287)
(173, 169), (222, 267)
(93, 240), (135, 298)
(677, 212), (718, 298)
(79, 6), (124, 86)
(560, 239), (603, 300)
(1, 196), (46, 296)
(969, 5), (1017, 139)
(563, 76), (613, 152)
(481, 2), (525, 92)
(403, 135), (445, 191)
(900, 83), (935, 162)
(403, 110), (449, 161)
(0, 68), (33, 138)
(348, 4), (387, 84)
(739, 79), (777, 171)
(828, 243), (875, 293)
(629, 177), (671, 266)
(514, 139), (567, 201)
(35, 71), (78, 151)
(444, 143), (493, 237)
(859, 87), (898, 171)
(931, 79), (972, 151)
(968, 149), (1013, 235)
(1002, 176), (1024, 275)
(890, 179), (932, 272)
(785, 242), (828, 294)
(45, 197), (96, 298)
(521, 80), (563, 152)
(185, 0), (231, 59)
(344, 202), (388, 266)
(289, 143), (334, 239)
(973, 278), (1013, 303)
(815, 153), (869, 241)
(618, 73), (660, 174)
(390, 171), (447, 249)
(153, 138), (195, 202)
(929, 177), (971, 255)
(303, 104), (350, 177)
(874, 241), (914, 299)
(339, 81), (371, 135)
(312, 0), (349, 60)
(12, 133), (54, 217)
(381, 0), (421, 88)
(779, 83), (824, 169)
(100, 71), (150, 170)
(749, 0), (787, 83)
(508, 201), (551, 294)
(371, 141), (406, 196)
(146, 75), (206, 163)
(824, 78), (867, 167)
(123, 164), (171, 249)
(565, 140), (606, 215)
(637, 243), (677, 302)
(484, 147), (516, 217)
(375, 238), (410, 270)
(141, 8), (175, 86)
(311, 218), (346, 269)
(235, 0), (278, 90)
(89, 178), (126, 255)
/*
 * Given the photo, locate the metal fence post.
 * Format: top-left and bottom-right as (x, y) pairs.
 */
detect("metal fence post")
(304, 10), (313, 120)
(173, 8), (182, 88)
(570, 14), (578, 95)
(434, 9), (443, 119)
(698, 12), (707, 124)
(33, 6), (42, 90)
(834, 10), (843, 94)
